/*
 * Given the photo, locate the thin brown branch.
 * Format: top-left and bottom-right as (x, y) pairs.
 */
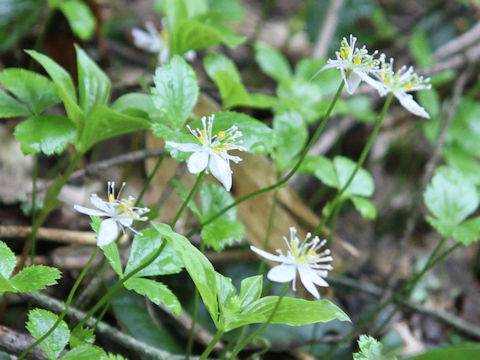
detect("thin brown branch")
(433, 21), (480, 59)
(0, 325), (48, 360)
(312, 0), (346, 59)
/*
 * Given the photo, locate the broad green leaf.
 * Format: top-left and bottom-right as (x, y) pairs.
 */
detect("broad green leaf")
(61, 345), (106, 360)
(443, 148), (480, 186)
(204, 0), (244, 22)
(0, 0), (41, 51)
(171, 20), (244, 55)
(111, 288), (183, 353)
(418, 88), (440, 121)
(199, 111), (274, 155)
(152, 222), (218, 324)
(14, 115), (77, 155)
(112, 93), (162, 122)
(215, 272), (236, 309)
(125, 229), (183, 277)
(26, 308), (70, 360)
(273, 110), (307, 171)
(406, 343), (480, 360)
(0, 89), (30, 118)
(299, 155), (338, 187)
(77, 104), (151, 152)
(297, 58), (341, 95)
(0, 241), (16, 279)
(354, 335), (397, 360)
(26, 50), (83, 126)
(424, 170), (478, 227)
(10, 265), (61, 292)
(102, 242), (123, 276)
(451, 216), (480, 245)
(69, 326), (95, 348)
(332, 156), (374, 198)
(351, 196), (377, 219)
(410, 28), (433, 67)
(58, 0), (96, 41)
(447, 98), (480, 158)
(200, 183), (244, 251)
(75, 45), (111, 115)
(238, 275), (263, 308)
(151, 56), (199, 129)
(254, 41), (292, 83)
(124, 277), (181, 315)
(224, 297), (350, 332)
(0, 275), (16, 294)
(156, 0), (189, 34)
(0, 69), (61, 115)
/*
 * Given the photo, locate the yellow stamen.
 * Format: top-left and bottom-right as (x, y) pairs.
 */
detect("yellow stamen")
(108, 194), (115, 202)
(307, 250), (317, 256)
(403, 84), (413, 91)
(353, 57), (361, 65)
(199, 136), (205, 144)
(217, 130), (226, 140)
(298, 257), (308, 263)
(214, 147), (222, 153)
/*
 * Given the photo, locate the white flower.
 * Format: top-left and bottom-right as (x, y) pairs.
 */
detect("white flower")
(251, 227), (333, 299)
(131, 21), (196, 64)
(74, 182), (150, 247)
(166, 114), (246, 191)
(363, 55), (431, 118)
(314, 34), (380, 94)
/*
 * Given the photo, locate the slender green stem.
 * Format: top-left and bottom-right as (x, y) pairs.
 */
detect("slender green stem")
(258, 186), (279, 274)
(186, 242), (205, 358)
(313, 92), (394, 238)
(74, 240), (167, 331)
(228, 285), (288, 359)
(172, 172), (205, 228)
(186, 81), (345, 238)
(18, 247), (100, 360)
(136, 151), (167, 206)
(321, 241), (461, 359)
(30, 154), (39, 266)
(200, 329), (225, 360)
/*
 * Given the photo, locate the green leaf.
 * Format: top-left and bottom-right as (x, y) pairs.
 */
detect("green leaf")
(151, 56), (199, 129)
(238, 275), (263, 308)
(451, 216), (480, 245)
(0, 241), (16, 279)
(124, 277), (181, 315)
(204, 0), (244, 22)
(75, 45), (111, 115)
(102, 242), (123, 277)
(224, 297), (350, 332)
(332, 156), (375, 198)
(203, 111), (273, 155)
(406, 343), (480, 360)
(299, 155), (337, 183)
(199, 183), (245, 251)
(410, 28), (433, 67)
(351, 196), (377, 219)
(0, 69), (61, 115)
(58, 0), (96, 41)
(447, 97), (480, 158)
(170, 179), (202, 218)
(424, 169), (478, 228)
(152, 222), (219, 325)
(61, 344), (106, 360)
(14, 115), (77, 155)
(26, 50), (83, 126)
(254, 41), (292, 83)
(77, 104), (151, 152)
(354, 335), (397, 360)
(112, 93), (162, 122)
(26, 308), (70, 360)
(10, 265), (61, 292)
(171, 20), (244, 55)
(0, 89), (30, 118)
(0, 274), (16, 294)
(69, 327), (95, 348)
(125, 228), (183, 277)
(154, 123), (195, 162)
(272, 110), (307, 171)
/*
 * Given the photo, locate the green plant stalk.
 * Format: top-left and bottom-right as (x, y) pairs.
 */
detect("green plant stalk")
(313, 92), (394, 238)
(18, 247), (100, 360)
(186, 81), (345, 238)
(19, 152), (83, 269)
(373, 236), (448, 336)
(321, 241), (461, 359)
(136, 151), (167, 206)
(74, 240), (168, 331)
(200, 329), (225, 360)
(227, 284), (288, 359)
(258, 185), (279, 275)
(172, 171), (205, 228)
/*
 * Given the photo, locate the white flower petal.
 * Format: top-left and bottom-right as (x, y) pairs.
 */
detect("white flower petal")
(73, 204), (108, 217)
(395, 91), (430, 118)
(250, 246), (284, 263)
(97, 218), (119, 247)
(187, 150), (209, 174)
(345, 72), (362, 94)
(267, 264), (296, 284)
(166, 141), (202, 153)
(90, 194), (112, 213)
(209, 153), (232, 191)
(311, 62), (337, 79)
(117, 217), (134, 227)
(298, 266), (321, 299)
(362, 76), (388, 95)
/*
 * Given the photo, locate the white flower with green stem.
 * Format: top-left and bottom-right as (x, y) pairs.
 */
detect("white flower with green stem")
(363, 55), (431, 118)
(315, 34), (380, 94)
(166, 114), (246, 191)
(251, 227), (333, 299)
(74, 182), (150, 247)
